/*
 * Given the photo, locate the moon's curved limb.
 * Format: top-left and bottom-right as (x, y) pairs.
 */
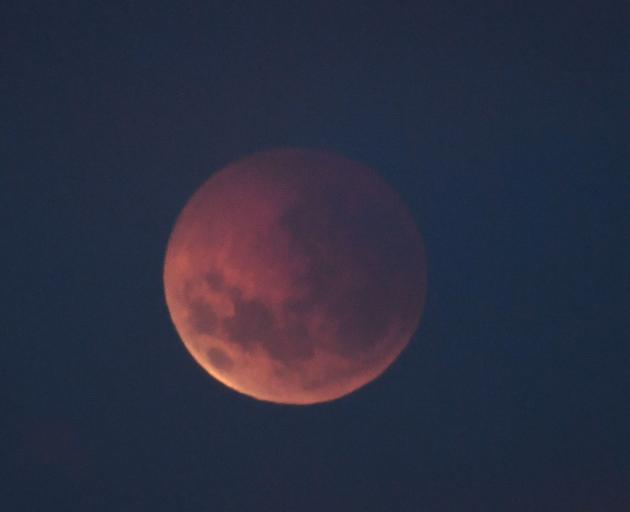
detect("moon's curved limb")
(164, 149), (426, 404)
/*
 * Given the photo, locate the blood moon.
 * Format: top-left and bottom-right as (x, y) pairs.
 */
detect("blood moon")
(163, 149), (427, 404)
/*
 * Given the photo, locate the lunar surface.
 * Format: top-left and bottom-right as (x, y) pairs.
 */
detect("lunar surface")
(163, 149), (427, 404)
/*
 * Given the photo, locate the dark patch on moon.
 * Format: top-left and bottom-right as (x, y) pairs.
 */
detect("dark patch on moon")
(267, 319), (313, 364)
(205, 270), (225, 292)
(223, 296), (274, 347)
(206, 347), (234, 372)
(333, 288), (394, 356)
(222, 291), (314, 364)
(188, 299), (219, 336)
(187, 272), (317, 365)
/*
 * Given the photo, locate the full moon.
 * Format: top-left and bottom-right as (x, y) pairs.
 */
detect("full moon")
(163, 149), (427, 404)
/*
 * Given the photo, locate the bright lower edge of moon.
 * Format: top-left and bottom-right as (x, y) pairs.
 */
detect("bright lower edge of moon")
(163, 148), (427, 405)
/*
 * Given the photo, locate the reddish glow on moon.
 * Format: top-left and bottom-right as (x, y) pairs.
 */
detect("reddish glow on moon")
(163, 149), (427, 404)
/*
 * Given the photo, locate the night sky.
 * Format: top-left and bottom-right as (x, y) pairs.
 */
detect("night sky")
(3, 2), (629, 511)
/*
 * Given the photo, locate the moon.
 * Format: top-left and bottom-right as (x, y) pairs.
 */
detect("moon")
(163, 148), (427, 404)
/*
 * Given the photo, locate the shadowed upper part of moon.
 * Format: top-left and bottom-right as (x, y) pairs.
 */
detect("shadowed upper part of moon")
(163, 148), (427, 404)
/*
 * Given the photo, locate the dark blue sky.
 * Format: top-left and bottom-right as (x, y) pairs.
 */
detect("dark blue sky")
(3, 1), (629, 510)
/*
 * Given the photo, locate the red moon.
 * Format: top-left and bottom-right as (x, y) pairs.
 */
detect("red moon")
(163, 149), (427, 404)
